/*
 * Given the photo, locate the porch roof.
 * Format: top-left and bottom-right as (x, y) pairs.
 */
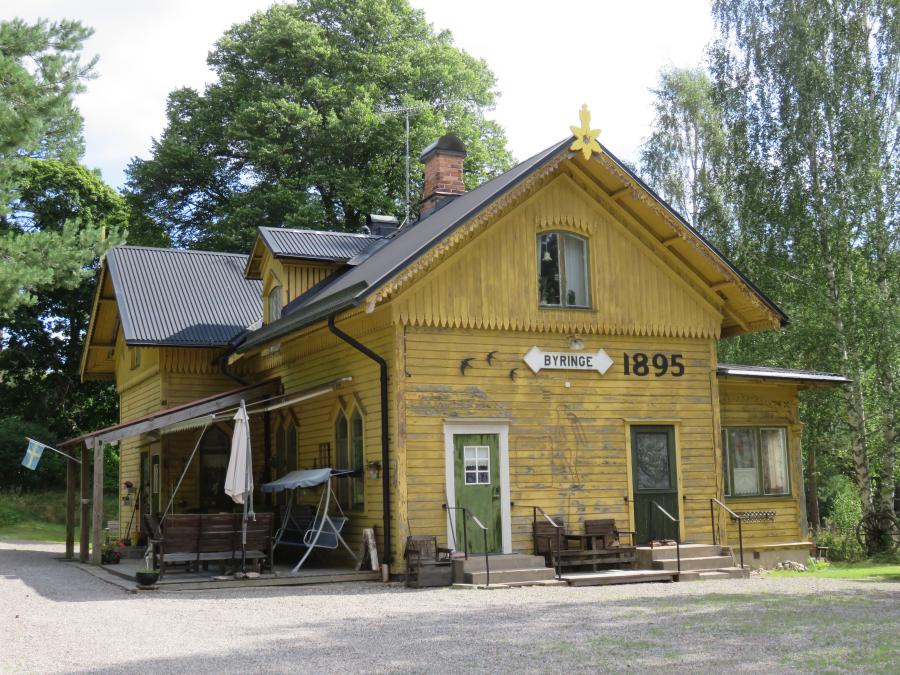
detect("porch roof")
(60, 378), (282, 448)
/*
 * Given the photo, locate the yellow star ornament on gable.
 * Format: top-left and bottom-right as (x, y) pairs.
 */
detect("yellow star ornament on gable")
(569, 104), (602, 160)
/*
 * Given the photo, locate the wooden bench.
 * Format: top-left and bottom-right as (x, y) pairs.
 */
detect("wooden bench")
(533, 518), (636, 571)
(583, 519), (636, 566)
(154, 513), (273, 578)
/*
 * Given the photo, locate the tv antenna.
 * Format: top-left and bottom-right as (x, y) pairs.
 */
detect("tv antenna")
(378, 100), (467, 225)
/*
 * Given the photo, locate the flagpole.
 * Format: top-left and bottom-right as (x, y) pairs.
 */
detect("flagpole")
(25, 438), (82, 464)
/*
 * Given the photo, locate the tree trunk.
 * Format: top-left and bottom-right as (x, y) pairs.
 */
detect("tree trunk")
(807, 441), (820, 530)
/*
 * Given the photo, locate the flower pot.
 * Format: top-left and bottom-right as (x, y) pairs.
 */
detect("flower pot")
(135, 570), (159, 588)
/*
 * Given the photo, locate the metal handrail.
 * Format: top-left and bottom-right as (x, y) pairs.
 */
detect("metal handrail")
(442, 504), (491, 587)
(517, 504), (563, 580)
(648, 500), (680, 575)
(710, 498), (745, 569)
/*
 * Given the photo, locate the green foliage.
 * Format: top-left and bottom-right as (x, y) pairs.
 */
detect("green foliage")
(814, 528), (866, 562)
(125, 0), (514, 251)
(822, 475), (864, 530)
(0, 17), (96, 194)
(639, 67), (728, 239)
(0, 417), (62, 491)
(0, 489), (118, 540)
(640, 1), (898, 549)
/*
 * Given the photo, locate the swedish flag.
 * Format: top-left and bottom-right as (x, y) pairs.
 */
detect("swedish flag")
(22, 439), (45, 471)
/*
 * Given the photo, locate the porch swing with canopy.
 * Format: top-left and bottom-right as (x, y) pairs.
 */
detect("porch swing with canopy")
(262, 468), (360, 573)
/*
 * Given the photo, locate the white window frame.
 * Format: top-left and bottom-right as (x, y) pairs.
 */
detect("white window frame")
(443, 420), (511, 554)
(537, 231), (591, 309)
(722, 426), (791, 498)
(463, 445), (491, 485)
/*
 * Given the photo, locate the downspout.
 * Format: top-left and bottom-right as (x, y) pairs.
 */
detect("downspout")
(328, 314), (392, 566)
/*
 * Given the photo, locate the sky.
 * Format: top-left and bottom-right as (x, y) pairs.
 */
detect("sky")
(7, 1), (717, 190)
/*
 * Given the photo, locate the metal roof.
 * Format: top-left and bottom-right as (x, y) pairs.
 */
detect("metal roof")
(235, 138), (573, 351)
(717, 363), (851, 384)
(106, 246), (262, 347)
(235, 136), (788, 353)
(258, 227), (381, 263)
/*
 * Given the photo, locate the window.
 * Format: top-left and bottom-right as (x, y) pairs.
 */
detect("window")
(335, 407), (365, 511)
(268, 286), (282, 322)
(199, 426), (232, 512)
(537, 232), (590, 308)
(464, 445), (491, 485)
(130, 347), (141, 370)
(722, 427), (790, 497)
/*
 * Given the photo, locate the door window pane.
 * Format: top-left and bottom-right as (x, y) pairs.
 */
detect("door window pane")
(464, 446), (490, 485)
(761, 428), (789, 495)
(563, 234), (589, 306)
(635, 432), (671, 489)
(538, 233), (561, 306)
(199, 427), (232, 512)
(729, 428), (759, 496)
(335, 411), (349, 509)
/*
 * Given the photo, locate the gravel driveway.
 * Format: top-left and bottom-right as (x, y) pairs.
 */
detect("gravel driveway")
(2, 540), (898, 674)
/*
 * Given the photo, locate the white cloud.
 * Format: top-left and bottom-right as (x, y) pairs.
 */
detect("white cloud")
(6, 0), (714, 188)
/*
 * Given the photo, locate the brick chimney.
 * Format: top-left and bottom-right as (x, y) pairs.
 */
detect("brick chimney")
(419, 134), (467, 216)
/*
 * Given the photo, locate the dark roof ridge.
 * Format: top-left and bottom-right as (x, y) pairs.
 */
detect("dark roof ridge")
(112, 244), (248, 258)
(258, 226), (382, 239)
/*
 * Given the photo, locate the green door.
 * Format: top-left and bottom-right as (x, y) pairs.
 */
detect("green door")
(453, 434), (502, 554)
(631, 426), (679, 545)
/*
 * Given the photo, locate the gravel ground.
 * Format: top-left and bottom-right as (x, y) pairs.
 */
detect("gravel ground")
(2, 540), (898, 674)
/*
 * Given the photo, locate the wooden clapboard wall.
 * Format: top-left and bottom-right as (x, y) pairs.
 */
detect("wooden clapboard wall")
(719, 379), (806, 547)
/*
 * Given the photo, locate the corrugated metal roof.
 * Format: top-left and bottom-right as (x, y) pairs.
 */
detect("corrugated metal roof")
(106, 246), (262, 346)
(258, 227), (381, 262)
(717, 363), (851, 383)
(235, 139), (573, 352)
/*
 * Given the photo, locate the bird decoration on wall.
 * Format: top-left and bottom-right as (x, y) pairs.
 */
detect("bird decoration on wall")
(486, 351), (498, 366)
(459, 358), (475, 375)
(509, 367), (518, 381)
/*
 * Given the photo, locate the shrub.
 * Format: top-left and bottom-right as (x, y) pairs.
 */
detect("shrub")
(814, 527), (866, 562)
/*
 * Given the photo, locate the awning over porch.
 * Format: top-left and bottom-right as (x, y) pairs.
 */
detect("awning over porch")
(61, 378), (282, 448)
(59, 375), (356, 566)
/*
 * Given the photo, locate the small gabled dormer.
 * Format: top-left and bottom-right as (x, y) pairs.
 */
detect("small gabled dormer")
(244, 226), (386, 323)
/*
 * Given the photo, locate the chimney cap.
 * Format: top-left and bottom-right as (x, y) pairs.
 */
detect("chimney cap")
(419, 134), (467, 162)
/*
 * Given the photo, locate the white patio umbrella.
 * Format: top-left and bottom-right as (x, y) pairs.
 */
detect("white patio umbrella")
(225, 399), (254, 574)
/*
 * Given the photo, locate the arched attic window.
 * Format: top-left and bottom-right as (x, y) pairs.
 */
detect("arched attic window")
(268, 286), (283, 322)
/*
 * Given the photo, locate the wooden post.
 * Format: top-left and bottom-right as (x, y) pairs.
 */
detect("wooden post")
(80, 443), (90, 563)
(65, 457), (76, 559)
(91, 438), (104, 565)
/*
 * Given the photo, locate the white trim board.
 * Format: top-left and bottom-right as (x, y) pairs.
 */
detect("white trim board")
(443, 422), (512, 555)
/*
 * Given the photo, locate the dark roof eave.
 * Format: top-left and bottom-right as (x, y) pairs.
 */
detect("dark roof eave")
(233, 281), (369, 353)
(599, 146), (789, 326)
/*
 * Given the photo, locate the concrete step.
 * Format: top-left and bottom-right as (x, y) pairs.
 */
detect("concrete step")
(464, 567), (557, 585)
(653, 555), (735, 571)
(454, 554), (547, 573)
(636, 544), (723, 564)
(562, 569), (677, 587)
(678, 567), (750, 581)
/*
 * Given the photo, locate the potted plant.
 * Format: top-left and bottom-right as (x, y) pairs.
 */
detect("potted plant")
(135, 567), (159, 588)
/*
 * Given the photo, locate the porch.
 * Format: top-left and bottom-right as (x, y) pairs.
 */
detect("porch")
(102, 556), (379, 591)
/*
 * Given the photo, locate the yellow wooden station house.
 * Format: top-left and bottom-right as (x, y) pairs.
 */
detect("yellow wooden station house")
(68, 108), (847, 582)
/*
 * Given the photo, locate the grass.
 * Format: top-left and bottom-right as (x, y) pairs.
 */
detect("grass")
(0, 489), (118, 542)
(767, 561), (900, 582)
